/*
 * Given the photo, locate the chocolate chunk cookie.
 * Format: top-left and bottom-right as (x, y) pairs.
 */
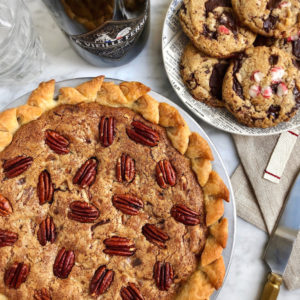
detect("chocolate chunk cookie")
(232, 0), (300, 37)
(254, 27), (300, 60)
(179, 0), (256, 58)
(180, 43), (229, 107)
(222, 46), (300, 127)
(272, 27), (300, 60)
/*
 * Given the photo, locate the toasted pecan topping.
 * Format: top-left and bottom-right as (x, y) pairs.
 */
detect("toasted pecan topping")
(38, 170), (54, 205)
(126, 121), (159, 147)
(45, 130), (70, 154)
(142, 224), (169, 249)
(4, 262), (30, 289)
(171, 204), (201, 226)
(68, 201), (100, 223)
(3, 156), (33, 178)
(153, 261), (174, 291)
(0, 195), (12, 217)
(53, 247), (75, 279)
(120, 282), (144, 300)
(73, 158), (98, 188)
(34, 288), (51, 300)
(156, 160), (176, 188)
(90, 265), (114, 296)
(99, 116), (115, 147)
(116, 153), (135, 183)
(37, 216), (56, 246)
(0, 229), (18, 247)
(103, 236), (136, 256)
(112, 194), (143, 215)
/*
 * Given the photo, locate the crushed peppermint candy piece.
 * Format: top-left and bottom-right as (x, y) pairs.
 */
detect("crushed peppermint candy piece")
(218, 25), (230, 35)
(279, 1), (291, 8)
(277, 82), (288, 96)
(271, 67), (285, 83)
(287, 31), (300, 42)
(251, 71), (264, 83)
(287, 35), (299, 42)
(249, 85), (261, 98)
(261, 86), (273, 98)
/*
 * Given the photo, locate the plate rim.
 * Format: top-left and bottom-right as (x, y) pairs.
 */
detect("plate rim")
(3, 76), (236, 300)
(161, 0), (300, 136)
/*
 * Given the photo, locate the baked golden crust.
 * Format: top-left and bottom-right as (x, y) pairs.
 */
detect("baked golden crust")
(76, 76), (104, 100)
(96, 81), (128, 106)
(0, 109), (19, 135)
(158, 103), (190, 154)
(201, 257), (225, 289)
(119, 81), (151, 102)
(131, 94), (159, 124)
(204, 171), (230, 202)
(185, 132), (214, 187)
(27, 79), (56, 110)
(176, 270), (215, 300)
(16, 105), (43, 125)
(205, 198), (225, 227)
(0, 77), (230, 300)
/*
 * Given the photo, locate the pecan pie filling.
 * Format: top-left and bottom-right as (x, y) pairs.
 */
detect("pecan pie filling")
(0, 102), (208, 299)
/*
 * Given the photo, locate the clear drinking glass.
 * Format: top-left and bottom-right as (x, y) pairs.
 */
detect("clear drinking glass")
(0, 0), (45, 83)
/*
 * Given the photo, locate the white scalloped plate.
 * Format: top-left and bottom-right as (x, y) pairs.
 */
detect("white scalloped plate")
(1, 77), (236, 300)
(162, 0), (300, 136)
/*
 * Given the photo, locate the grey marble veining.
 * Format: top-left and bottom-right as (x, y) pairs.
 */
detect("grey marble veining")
(0, 0), (299, 299)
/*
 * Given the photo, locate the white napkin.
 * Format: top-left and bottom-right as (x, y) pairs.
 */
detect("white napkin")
(231, 129), (300, 290)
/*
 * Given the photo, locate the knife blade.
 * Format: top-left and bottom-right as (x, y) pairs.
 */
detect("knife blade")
(260, 171), (300, 300)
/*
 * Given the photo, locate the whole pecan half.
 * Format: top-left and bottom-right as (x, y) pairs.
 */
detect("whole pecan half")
(126, 121), (159, 147)
(34, 288), (51, 300)
(73, 158), (98, 188)
(112, 194), (143, 215)
(171, 204), (201, 226)
(142, 224), (169, 249)
(68, 201), (99, 223)
(37, 216), (56, 246)
(53, 247), (75, 279)
(90, 265), (114, 296)
(153, 261), (174, 291)
(99, 116), (115, 147)
(103, 236), (136, 256)
(38, 170), (54, 205)
(45, 130), (70, 154)
(120, 282), (144, 300)
(3, 156), (33, 178)
(0, 195), (13, 216)
(0, 229), (18, 247)
(4, 262), (30, 289)
(156, 160), (176, 189)
(116, 153), (135, 183)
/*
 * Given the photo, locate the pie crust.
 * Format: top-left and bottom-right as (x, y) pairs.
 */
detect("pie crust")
(0, 77), (229, 300)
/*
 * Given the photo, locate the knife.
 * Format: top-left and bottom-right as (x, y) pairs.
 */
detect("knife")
(260, 171), (300, 300)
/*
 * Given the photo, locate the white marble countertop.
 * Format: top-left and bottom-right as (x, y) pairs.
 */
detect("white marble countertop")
(0, 0), (299, 299)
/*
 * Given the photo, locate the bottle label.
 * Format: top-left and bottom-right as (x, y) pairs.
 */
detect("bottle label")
(70, 11), (148, 59)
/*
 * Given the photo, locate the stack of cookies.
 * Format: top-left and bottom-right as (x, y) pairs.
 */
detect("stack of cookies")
(179, 0), (300, 128)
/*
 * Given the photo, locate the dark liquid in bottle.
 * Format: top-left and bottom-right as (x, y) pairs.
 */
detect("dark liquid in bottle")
(42, 0), (150, 66)
(61, 0), (114, 32)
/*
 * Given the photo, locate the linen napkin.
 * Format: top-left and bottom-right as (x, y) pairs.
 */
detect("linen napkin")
(231, 129), (300, 290)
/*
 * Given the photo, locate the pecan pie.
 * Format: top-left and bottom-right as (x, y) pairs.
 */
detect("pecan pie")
(0, 76), (229, 300)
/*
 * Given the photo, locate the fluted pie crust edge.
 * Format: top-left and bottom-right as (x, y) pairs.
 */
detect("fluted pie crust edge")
(0, 76), (230, 300)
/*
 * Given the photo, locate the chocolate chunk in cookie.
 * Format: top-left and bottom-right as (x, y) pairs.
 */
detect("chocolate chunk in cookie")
(232, 0), (300, 37)
(181, 43), (229, 107)
(180, 0), (256, 58)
